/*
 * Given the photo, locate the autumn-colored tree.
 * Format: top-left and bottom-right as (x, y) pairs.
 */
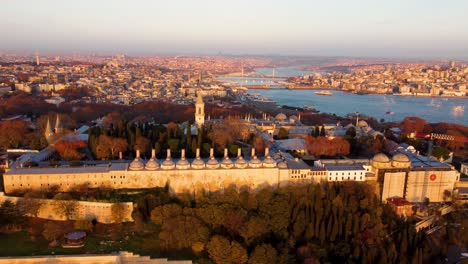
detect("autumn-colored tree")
(96, 135), (128, 160)
(0, 120), (29, 149)
(306, 136), (350, 157)
(134, 136), (150, 157)
(248, 244), (278, 264)
(207, 235), (248, 264)
(253, 135), (266, 156)
(277, 127), (288, 139)
(102, 112), (125, 128)
(208, 122), (234, 152)
(402, 117), (428, 134)
(42, 221), (72, 242)
(54, 140), (87, 160)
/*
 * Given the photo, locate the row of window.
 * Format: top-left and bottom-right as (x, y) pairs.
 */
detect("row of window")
(332, 171), (364, 176)
(329, 176), (363, 181)
(11, 181), (125, 188)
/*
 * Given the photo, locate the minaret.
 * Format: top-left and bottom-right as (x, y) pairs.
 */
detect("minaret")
(195, 91), (205, 127)
(35, 51), (40, 66)
(44, 118), (53, 142)
(54, 114), (61, 133)
(355, 112), (360, 127)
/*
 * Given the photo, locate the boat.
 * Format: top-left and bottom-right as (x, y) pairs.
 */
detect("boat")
(452, 105), (464, 115)
(386, 111), (394, 115)
(314, 91), (333, 96)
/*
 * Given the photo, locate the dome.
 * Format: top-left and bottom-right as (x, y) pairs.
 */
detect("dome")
(221, 157), (234, 169)
(277, 161), (288, 168)
(161, 149), (175, 170)
(145, 149), (159, 170)
(220, 149), (233, 169)
(262, 148), (276, 168)
(176, 150), (190, 169)
(234, 148), (248, 169)
(206, 157), (219, 169)
(129, 157), (144, 170)
(289, 115), (299, 123)
(357, 120), (368, 127)
(275, 113), (287, 121)
(392, 153), (410, 162)
(248, 148), (263, 168)
(206, 148), (219, 169)
(145, 158), (159, 170)
(129, 150), (144, 170)
(372, 153), (390, 163)
(191, 149), (205, 169)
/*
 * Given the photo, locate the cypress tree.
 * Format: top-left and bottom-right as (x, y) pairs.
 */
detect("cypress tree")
(320, 125), (326, 136)
(319, 221), (326, 244)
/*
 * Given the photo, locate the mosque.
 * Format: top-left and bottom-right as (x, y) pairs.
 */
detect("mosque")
(2, 93), (460, 203)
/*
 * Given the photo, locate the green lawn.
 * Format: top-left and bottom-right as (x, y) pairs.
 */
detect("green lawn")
(0, 231), (196, 260)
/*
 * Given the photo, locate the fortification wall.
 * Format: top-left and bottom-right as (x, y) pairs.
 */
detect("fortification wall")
(0, 192), (133, 223)
(3, 167), (290, 194)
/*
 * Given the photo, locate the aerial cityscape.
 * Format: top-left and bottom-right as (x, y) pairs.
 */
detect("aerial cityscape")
(0, 1), (467, 264)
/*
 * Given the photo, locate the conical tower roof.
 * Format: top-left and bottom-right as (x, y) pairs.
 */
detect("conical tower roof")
(44, 118), (53, 142)
(54, 114), (61, 132)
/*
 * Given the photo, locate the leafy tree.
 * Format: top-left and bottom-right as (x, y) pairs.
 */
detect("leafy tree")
(248, 244), (278, 264)
(0, 200), (25, 227)
(207, 235), (247, 264)
(320, 125), (326, 136)
(134, 136), (151, 157)
(0, 120), (29, 149)
(431, 146), (450, 160)
(346, 127), (357, 138)
(277, 127), (288, 139)
(96, 135), (128, 160)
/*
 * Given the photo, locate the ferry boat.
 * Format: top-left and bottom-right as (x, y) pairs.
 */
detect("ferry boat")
(452, 105), (464, 114)
(314, 91), (333, 96)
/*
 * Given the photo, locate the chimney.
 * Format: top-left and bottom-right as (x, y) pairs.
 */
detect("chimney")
(167, 149), (171, 159)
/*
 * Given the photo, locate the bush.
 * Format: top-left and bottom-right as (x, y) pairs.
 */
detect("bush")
(69, 160), (83, 167)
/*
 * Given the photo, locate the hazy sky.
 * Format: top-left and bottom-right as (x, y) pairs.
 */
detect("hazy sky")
(1, 0), (468, 58)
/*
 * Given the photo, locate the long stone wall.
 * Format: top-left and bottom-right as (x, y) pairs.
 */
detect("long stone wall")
(3, 166), (292, 194)
(0, 192), (133, 224)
